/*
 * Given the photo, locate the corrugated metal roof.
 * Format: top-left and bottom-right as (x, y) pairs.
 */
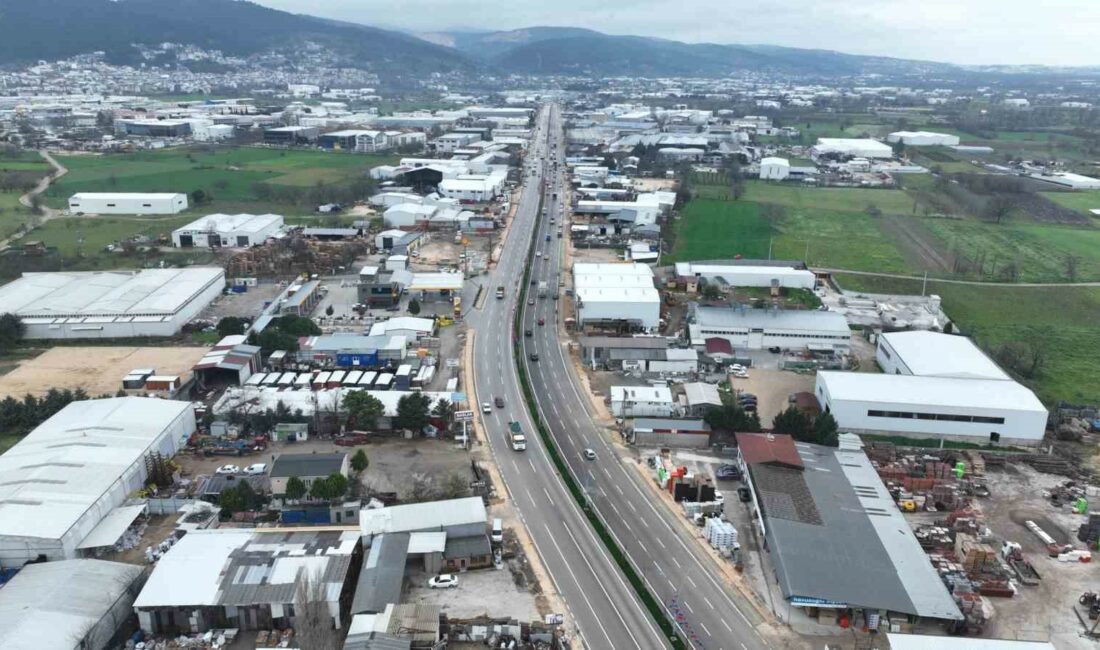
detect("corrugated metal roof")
(360, 497), (486, 536)
(270, 453), (346, 479)
(352, 533), (409, 615)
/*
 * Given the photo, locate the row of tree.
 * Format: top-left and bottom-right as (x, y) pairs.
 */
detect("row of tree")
(0, 387), (108, 435)
(703, 400), (839, 447)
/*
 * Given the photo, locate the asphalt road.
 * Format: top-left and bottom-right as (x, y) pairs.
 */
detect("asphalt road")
(513, 108), (775, 650)
(468, 105), (672, 650)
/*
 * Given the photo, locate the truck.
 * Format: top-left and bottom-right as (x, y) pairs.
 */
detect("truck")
(508, 421), (527, 451)
(538, 281), (548, 298)
(496, 285), (505, 299)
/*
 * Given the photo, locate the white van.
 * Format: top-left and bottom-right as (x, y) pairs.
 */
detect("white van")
(490, 518), (504, 544)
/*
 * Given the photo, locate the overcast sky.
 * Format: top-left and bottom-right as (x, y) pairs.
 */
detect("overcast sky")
(253, 0), (1100, 66)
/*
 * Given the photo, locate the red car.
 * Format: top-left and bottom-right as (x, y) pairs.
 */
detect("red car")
(537, 318), (545, 326)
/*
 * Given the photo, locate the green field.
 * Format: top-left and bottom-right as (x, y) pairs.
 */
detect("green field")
(46, 146), (399, 211)
(740, 181), (916, 214)
(1041, 190), (1100, 216)
(669, 200), (771, 261)
(836, 274), (1100, 403)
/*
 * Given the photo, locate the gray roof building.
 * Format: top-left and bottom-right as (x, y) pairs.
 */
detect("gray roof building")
(746, 442), (962, 620)
(270, 452), (348, 479)
(352, 533), (410, 615)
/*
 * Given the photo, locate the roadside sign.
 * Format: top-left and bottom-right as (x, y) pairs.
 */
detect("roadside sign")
(454, 410), (474, 422)
(445, 358), (460, 368)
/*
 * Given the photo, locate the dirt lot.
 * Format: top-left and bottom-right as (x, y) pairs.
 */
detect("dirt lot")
(568, 246), (621, 264)
(198, 282), (284, 322)
(0, 346), (210, 397)
(973, 464), (1100, 648)
(730, 368), (815, 426)
(405, 566), (541, 621)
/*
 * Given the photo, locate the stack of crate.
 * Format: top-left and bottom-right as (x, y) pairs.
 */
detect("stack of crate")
(705, 517), (738, 550)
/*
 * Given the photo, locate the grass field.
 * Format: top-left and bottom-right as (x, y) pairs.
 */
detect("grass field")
(669, 200), (771, 261)
(740, 181), (916, 214)
(836, 273), (1100, 403)
(1041, 191), (1100, 216)
(46, 146), (399, 211)
(923, 219), (1100, 282)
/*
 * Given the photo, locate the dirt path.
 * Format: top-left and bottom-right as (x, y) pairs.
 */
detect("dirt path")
(0, 150), (68, 250)
(880, 215), (955, 273)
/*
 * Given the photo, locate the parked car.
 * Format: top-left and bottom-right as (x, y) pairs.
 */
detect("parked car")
(730, 364), (746, 372)
(215, 464), (241, 475)
(482, 402), (492, 414)
(715, 464), (740, 480)
(737, 486), (752, 502)
(768, 346), (781, 353)
(583, 448), (597, 460)
(428, 574), (458, 589)
(243, 463), (267, 476)
(495, 396), (505, 408)
(742, 403), (757, 412)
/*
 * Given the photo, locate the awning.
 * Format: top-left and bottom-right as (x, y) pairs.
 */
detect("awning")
(78, 503), (148, 549)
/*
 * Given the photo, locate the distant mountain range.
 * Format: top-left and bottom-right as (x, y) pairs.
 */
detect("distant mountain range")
(0, 0), (1002, 78)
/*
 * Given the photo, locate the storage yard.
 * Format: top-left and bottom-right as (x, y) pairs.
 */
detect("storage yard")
(0, 345), (210, 397)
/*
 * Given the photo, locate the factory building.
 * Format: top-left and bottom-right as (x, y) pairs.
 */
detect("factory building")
(689, 306), (851, 351)
(0, 397), (195, 567)
(759, 157), (790, 180)
(117, 119), (192, 138)
(573, 262), (661, 332)
(437, 171), (507, 203)
(262, 125), (319, 145)
(68, 192), (188, 215)
(816, 330), (1048, 445)
(0, 267), (225, 339)
(737, 433), (962, 624)
(610, 385), (675, 418)
(886, 131), (961, 147)
(674, 262), (816, 290)
(812, 138), (895, 159)
(171, 213), (283, 248)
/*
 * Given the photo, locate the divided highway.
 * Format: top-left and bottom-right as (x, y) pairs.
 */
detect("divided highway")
(468, 105), (671, 650)
(514, 107), (774, 650)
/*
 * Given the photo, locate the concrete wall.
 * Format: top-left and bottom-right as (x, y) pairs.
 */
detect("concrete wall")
(634, 431), (710, 448)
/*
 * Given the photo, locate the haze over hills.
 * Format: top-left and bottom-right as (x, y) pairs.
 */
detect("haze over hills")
(0, 0), (1047, 78)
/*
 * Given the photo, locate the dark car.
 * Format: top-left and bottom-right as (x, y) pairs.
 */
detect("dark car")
(742, 403), (757, 412)
(529, 352), (540, 362)
(494, 396), (505, 408)
(715, 464), (741, 480)
(524, 329), (533, 337)
(768, 346), (781, 353)
(537, 318), (545, 326)
(737, 486), (752, 502)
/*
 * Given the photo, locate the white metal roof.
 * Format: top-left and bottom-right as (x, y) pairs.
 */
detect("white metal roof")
(880, 331), (1009, 380)
(69, 192), (185, 201)
(360, 497), (486, 536)
(0, 268), (224, 317)
(887, 635), (1054, 650)
(575, 287), (660, 304)
(694, 306), (850, 334)
(818, 371), (1047, 413)
(76, 503), (148, 549)
(174, 213), (283, 235)
(610, 385), (673, 403)
(0, 559), (144, 650)
(0, 397), (191, 541)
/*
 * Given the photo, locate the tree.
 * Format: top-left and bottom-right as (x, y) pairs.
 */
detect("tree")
(325, 304), (334, 317)
(310, 473), (348, 500)
(294, 570), (342, 650)
(285, 476), (307, 500)
(395, 393), (432, 431)
(407, 299), (421, 316)
(703, 402), (761, 433)
(439, 472), (470, 499)
(0, 313), (25, 352)
(350, 449), (369, 475)
(431, 398), (454, 421)
(772, 406), (811, 440)
(190, 189), (208, 205)
(984, 194), (1016, 224)
(813, 412), (839, 447)
(700, 282), (722, 302)
(216, 316), (247, 337)
(1065, 254), (1080, 282)
(343, 391), (384, 429)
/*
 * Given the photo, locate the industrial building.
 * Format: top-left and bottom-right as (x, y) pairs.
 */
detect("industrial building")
(171, 213), (284, 248)
(886, 131), (961, 147)
(631, 418), (710, 448)
(0, 559), (144, 650)
(817, 330), (1048, 445)
(674, 262), (816, 290)
(689, 306), (851, 351)
(68, 192), (188, 215)
(360, 497), (492, 573)
(759, 157), (791, 180)
(270, 452), (349, 496)
(1030, 171), (1100, 190)
(0, 267), (226, 339)
(610, 385), (675, 418)
(736, 433), (962, 624)
(573, 262), (661, 331)
(262, 125), (319, 144)
(437, 172), (507, 203)
(297, 334), (408, 366)
(0, 397), (195, 567)
(815, 372), (1048, 445)
(812, 138), (895, 159)
(134, 528), (360, 634)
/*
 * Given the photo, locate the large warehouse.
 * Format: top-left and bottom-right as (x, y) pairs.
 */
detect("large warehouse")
(674, 262), (816, 290)
(689, 306), (851, 351)
(0, 267), (225, 339)
(172, 213), (284, 248)
(815, 372), (1048, 445)
(812, 138), (894, 159)
(816, 330), (1048, 445)
(0, 397), (195, 567)
(68, 192), (188, 215)
(573, 262), (661, 331)
(886, 131), (961, 147)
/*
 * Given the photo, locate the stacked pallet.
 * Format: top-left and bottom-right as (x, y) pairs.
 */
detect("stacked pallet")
(956, 534), (999, 574)
(705, 517), (738, 550)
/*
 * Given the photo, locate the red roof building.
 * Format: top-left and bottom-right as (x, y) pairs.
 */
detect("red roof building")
(735, 432), (803, 469)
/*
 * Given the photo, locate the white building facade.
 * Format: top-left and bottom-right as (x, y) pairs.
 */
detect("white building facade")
(69, 193), (188, 215)
(610, 385), (675, 418)
(690, 306), (851, 350)
(759, 157), (791, 180)
(172, 213), (283, 248)
(573, 263), (661, 330)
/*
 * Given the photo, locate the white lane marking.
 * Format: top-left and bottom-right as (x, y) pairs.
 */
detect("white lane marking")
(558, 522), (645, 649)
(542, 486), (555, 507)
(700, 623), (712, 638)
(637, 540), (648, 554)
(542, 523), (617, 650)
(528, 457), (537, 473)
(670, 556), (682, 569)
(655, 537), (666, 549)
(685, 574), (698, 589)
(683, 600), (694, 614)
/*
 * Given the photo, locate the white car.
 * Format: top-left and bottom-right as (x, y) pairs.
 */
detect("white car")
(243, 463), (267, 475)
(482, 402), (492, 414)
(428, 574), (458, 589)
(583, 448), (597, 461)
(535, 250), (542, 258)
(732, 371), (749, 379)
(730, 364), (746, 372)
(215, 464), (241, 475)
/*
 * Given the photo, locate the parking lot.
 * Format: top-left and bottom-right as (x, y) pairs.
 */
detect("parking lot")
(729, 367), (815, 426)
(404, 566), (540, 621)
